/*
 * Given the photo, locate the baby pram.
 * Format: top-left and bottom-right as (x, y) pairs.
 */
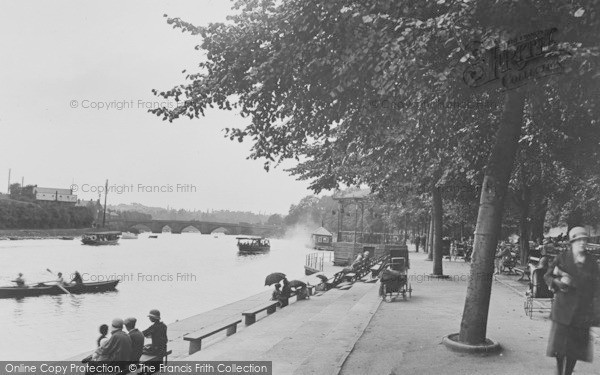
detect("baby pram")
(379, 256), (411, 301)
(524, 267), (553, 318)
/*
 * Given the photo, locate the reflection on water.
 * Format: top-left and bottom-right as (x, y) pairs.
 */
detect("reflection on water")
(0, 234), (312, 360)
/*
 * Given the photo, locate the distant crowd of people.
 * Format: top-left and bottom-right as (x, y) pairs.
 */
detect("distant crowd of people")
(88, 309), (168, 371)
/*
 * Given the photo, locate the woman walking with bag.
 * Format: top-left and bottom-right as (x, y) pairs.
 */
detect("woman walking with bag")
(544, 226), (600, 375)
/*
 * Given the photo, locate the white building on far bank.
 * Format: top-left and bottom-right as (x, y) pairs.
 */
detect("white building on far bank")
(33, 187), (77, 203)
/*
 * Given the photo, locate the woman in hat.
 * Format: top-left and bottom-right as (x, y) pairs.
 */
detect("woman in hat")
(544, 226), (600, 375)
(142, 309), (168, 356)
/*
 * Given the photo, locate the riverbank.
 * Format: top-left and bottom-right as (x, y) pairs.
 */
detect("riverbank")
(0, 228), (93, 240)
(66, 260), (344, 362)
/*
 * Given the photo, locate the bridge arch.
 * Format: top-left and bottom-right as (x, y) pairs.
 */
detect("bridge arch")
(181, 225), (201, 233)
(210, 227), (230, 234)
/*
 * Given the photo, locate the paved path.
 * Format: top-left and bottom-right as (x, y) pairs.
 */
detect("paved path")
(340, 251), (600, 375)
(176, 281), (381, 375)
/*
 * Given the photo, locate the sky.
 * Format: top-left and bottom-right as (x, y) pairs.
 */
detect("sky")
(0, 0), (314, 215)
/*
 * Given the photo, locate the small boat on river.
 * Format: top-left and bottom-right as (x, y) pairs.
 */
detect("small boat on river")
(121, 232), (138, 239)
(236, 236), (271, 253)
(81, 231), (121, 245)
(0, 280), (119, 299)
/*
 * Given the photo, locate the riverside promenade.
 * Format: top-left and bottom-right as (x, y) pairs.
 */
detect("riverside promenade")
(165, 247), (600, 375)
(68, 248), (599, 374)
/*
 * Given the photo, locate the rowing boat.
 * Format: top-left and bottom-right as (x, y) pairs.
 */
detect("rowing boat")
(0, 280), (119, 299)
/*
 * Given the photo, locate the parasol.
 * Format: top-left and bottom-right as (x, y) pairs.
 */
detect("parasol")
(288, 280), (307, 288)
(265, 272), (286, 286)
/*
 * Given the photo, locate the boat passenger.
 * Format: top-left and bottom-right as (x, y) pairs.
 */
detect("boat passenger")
(71, 271), (84, 285)
(12, 273), (26, 288)
(97, 324), (109, 347)
(142, 309), (168, 356)
(56, 272), (66, 286)
(124, 317), (144, 362)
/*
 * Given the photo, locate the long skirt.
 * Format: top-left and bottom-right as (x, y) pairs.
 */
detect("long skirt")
(547, 321), (593, 362)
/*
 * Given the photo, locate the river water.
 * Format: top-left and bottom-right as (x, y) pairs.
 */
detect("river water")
(0, 233), (319, 360)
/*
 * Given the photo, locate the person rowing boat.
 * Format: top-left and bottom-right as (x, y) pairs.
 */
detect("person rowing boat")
(11, 273), (27, 288)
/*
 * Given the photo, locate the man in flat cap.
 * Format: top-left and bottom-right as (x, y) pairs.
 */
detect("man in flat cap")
(124, 317), (144, 362)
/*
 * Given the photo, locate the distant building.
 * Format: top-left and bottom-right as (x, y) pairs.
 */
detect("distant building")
(34, 187), (77, 203)
(311, 226), (333, 250)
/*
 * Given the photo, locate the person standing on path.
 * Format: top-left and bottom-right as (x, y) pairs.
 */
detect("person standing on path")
(544, 226), (600, 375)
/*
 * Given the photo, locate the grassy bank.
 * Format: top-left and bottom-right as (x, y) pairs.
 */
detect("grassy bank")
(0, 228), (94, 239)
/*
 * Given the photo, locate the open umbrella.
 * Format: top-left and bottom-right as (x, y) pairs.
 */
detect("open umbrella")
(265, 272), (286, 286)
(315, 274), (329, 283)
(289, 280), (307, 288)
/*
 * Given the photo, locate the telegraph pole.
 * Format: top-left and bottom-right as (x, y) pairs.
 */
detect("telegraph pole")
(102, 179), (108, 228)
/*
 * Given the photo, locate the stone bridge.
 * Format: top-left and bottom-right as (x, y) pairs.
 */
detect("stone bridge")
(106, 219), (276, 236)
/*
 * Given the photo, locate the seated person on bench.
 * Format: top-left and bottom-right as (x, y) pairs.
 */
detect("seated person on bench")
(279, 279), (291, 307)
(142, 309), (168, 356)
(91, 318), (132, 372)
(289, 280), (309, 300)
(271, 284), (284, 306)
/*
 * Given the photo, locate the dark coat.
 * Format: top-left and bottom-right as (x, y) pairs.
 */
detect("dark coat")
(94, 330), (132, 362)
(544, 250), (600, 328)
(128, 328), (145, 362)
(143, 321), (168, 354)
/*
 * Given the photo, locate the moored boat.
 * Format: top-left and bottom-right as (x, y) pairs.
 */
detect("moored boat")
(121, 232), (138, 239)
(81, 231), (121, 245)
(0, 280), (119, 299)
(236, 236), (271, 253)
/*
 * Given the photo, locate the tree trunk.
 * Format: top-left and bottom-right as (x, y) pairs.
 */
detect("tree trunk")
(427, 214), (434, 259)
(566, 208), (583, 231)
(518, 185), (531, 265)
(458, 89), (525, 345)
(432, 186), (444, 275)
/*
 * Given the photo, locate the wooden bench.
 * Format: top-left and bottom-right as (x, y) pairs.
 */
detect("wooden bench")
(81, 350), (172, 375)
(183, 318), (241, 354)
(133, 350), (172, 374)
(242, 301), (278, 325)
